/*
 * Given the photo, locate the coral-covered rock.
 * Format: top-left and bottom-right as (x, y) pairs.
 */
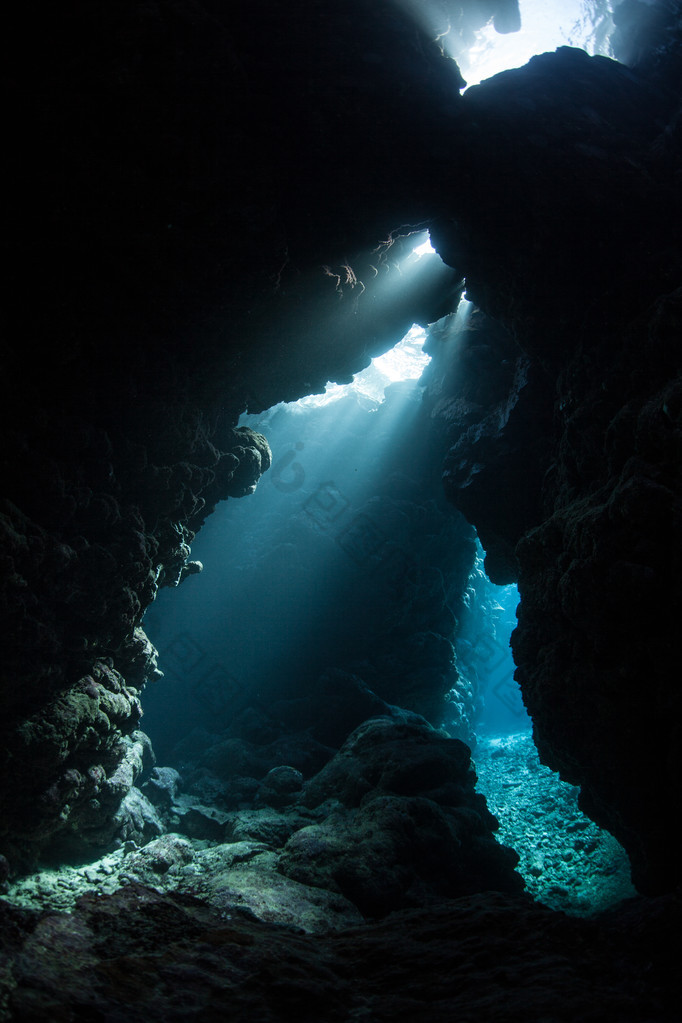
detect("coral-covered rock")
(226, 808), (313, 849)
(255, 766), (304, 809)
(112, 787), (164, 847)
(279, 793), (522, 917)
(302, 716), (478, 811)
(278, 716), (522, 916)
(142, 766), (182, 809)
(126, 834), (195, 877)
(189, 843), (364, 934)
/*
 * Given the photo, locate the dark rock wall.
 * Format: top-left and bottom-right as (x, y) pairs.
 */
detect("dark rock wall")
(282, 716), (523, 915)
(0, 419), (270, 869)
(425, 43), (682, 893)
(513, 289), (682, 894)
(2, 0), (682, 904)
(423, 306), (555, 583)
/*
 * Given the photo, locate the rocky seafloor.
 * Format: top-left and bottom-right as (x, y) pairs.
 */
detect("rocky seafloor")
(2, 725), (673, 1023)
(474, 731), (636, 914)
(4, 730), (634, 924)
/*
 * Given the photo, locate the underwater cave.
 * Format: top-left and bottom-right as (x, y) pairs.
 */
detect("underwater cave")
(2, 0), (681, 1018)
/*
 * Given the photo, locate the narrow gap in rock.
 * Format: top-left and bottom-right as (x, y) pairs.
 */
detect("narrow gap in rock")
(468, 555), (636, 914)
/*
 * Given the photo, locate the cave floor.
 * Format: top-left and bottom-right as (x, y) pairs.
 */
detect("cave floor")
(0, 881), (677, 1022)
(473, 731), (636, 914)
(0, 732), (676, 1021)
(3, 733), (635, 922)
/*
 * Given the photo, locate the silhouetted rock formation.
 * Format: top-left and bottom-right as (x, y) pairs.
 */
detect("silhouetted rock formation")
(0, 425), (270, 870)
(423, 47), (682, 894)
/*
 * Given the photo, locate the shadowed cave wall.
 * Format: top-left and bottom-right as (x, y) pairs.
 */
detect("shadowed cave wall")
(2, 0), (682, 1014)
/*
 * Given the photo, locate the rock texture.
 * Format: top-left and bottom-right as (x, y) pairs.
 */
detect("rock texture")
(175, 714), (523, 922)
(4, 713), (523, 939)
(282, 716), (522, 915)
(1, 884), (678, 1022)
(0, 419), (271, 871)
(427, 308), (554, 582)
(512, 289), (682, 894)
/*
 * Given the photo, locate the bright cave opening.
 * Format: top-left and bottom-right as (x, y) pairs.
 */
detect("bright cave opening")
(2, 0), (638, 924)
(135, 277), (634, 915)
(399, 0), (615, 87)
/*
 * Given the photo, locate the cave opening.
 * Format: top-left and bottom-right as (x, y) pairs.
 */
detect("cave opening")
(399, 0), (615, 85)
(3, 277), (635, 917)
(3, 0), (681, 1014)
(135, 284), (634, 916)
(4, 0), (636, 917)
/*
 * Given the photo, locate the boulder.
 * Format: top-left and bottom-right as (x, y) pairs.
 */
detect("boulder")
(302, 715), (478, 811)
(280, 716), (523, 916)
(279, 795), (522, 918)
